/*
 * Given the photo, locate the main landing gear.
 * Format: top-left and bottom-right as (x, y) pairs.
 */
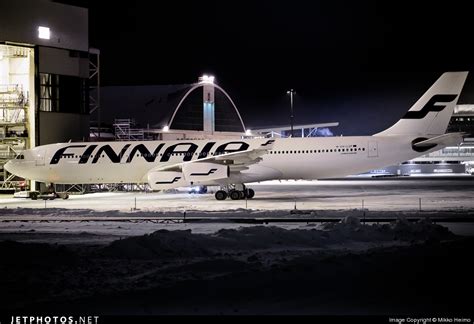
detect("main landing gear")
(214, 184), (255, 201)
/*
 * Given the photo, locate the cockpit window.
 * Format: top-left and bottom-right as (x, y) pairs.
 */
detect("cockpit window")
(16, 154), (25, 160)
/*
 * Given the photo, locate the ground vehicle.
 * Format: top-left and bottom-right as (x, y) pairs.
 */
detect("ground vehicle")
(13, 190), (69, 200)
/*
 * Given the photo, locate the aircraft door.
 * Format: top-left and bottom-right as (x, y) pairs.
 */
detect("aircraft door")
(35, 148), (46, 166)
(368, 141), (378, 158)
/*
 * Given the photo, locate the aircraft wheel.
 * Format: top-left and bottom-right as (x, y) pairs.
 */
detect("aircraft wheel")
(239, 191), (245, 199)
(215, 190), (227, 201)
(246, 188), (255, 199)
(229, 190), (241, 200)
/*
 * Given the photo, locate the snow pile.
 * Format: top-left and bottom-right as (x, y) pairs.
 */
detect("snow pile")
(99, 216), (455, 259)
(100, 229), (214, 259)
(318, 215), (455, 242)
(215, 226), (327, 249)
(389, 217), (454, 241)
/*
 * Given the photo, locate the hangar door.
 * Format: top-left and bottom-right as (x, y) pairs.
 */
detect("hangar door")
(368, 141), (378, 158)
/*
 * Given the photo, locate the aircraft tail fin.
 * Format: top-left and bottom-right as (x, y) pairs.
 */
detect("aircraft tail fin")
(375, 72), (468, 136)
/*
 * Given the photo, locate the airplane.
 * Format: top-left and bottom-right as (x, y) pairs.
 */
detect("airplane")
(5, 72), (469, 201)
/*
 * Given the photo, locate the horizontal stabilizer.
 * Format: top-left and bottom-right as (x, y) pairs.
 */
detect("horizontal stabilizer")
(413, 132), (465, 148)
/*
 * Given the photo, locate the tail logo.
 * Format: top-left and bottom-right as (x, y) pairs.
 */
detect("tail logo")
(402, 94), (458, 119)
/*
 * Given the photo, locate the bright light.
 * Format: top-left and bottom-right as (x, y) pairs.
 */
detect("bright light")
(199, 74), (215, 84)
(245, 129), (252, 136)
(38, 26), (50, 40)
(0, 52), (3, 60)
(162, 125), (169, 132)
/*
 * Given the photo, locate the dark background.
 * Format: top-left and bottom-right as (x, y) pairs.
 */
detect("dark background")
(65, 0), (474, 134)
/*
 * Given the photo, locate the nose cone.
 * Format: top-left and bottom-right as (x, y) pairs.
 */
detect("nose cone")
(4, 160), (17, 175)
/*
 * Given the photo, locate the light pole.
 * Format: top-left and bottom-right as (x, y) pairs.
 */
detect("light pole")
(287, 89), (295, 137)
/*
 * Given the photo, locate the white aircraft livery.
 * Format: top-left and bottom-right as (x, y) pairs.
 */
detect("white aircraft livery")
(5, 72), (469, 200)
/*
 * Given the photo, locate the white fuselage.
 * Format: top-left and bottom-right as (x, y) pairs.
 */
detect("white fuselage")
(5, 135), (436, 185)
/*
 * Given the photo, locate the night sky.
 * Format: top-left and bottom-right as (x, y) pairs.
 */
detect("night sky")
(71, 0), (474, 135)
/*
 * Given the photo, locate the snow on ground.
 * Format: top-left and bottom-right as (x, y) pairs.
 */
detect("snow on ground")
(1, 206), (474, 245)
(98, 216), (455, 260)
(0, 215), (471, 315)
(1, 179), (473, 314)
(1, 178), (474, 211)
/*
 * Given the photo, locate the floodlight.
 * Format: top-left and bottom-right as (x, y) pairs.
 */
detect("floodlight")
(38, 26), (50, 40)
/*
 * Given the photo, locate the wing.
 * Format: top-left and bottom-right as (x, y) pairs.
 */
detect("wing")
(148, 139), (275, 174)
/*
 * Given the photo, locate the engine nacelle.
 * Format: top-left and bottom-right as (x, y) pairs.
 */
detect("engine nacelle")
(147, 171), (187, 190)
(182, 162), (229, 185)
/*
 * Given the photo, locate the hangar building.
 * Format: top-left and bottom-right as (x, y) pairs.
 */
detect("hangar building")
(0, 0), (95, 190)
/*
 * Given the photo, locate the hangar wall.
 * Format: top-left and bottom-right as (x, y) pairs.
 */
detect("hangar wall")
(0, 0), (88, 52)
(37, 46), (90, 145)
(38, 47), (89, 78)
(39, 112), (89, 144)
(0, 0), (92, 190)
